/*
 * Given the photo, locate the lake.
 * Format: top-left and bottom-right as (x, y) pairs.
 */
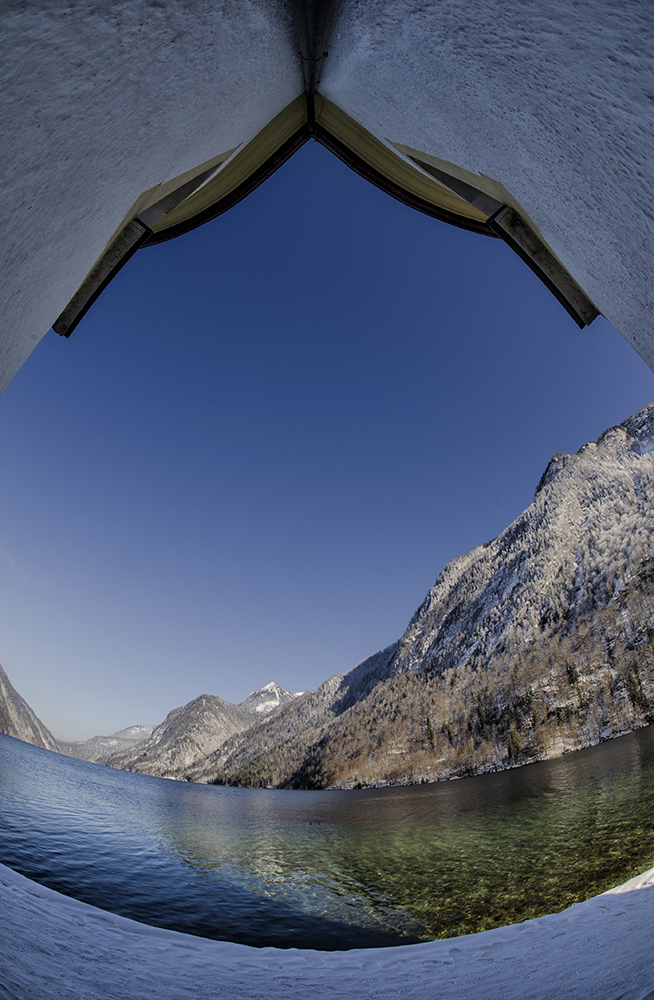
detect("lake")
(1, 727), (654, 950)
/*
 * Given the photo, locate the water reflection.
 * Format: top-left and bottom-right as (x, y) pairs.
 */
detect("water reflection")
(1, 727), (653, 948)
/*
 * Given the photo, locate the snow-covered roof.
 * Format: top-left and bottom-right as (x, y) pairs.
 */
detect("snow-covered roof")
(1, 0), (653, 388)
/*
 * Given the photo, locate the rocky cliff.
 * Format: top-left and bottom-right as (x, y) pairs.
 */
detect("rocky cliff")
(0, 662), (57, 750)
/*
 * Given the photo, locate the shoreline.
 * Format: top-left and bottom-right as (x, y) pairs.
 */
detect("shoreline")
(199, 719), (653, 790)
(3, 862), (654, 999)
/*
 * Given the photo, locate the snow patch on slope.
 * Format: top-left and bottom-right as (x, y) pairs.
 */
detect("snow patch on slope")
(3, 861), (654, 999)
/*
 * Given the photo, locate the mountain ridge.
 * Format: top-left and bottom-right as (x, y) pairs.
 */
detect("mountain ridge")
(57, 725), (155, 765)
(105, 682), (298, 778)
(3, 405), (653, 790)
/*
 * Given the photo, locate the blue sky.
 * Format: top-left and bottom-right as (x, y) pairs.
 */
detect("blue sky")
(1, 141), (653, 740)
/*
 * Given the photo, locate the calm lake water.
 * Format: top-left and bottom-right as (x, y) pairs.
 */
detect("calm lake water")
(2, 728), (654, 950)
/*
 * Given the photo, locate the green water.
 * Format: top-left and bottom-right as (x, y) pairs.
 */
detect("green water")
(2, 725), (654, 947)
(151, 726), (654, 941)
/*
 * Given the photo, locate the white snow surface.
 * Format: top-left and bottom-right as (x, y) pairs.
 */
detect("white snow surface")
(111, 725), (155, 741)
(3, 861), (654, 999)
(241, 681), (298, 713)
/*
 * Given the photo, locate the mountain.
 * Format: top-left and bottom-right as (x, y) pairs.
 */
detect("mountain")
(240, 681), (298, 715)
(187, 403), (654, 789)
(185, 646), (400, 787)
(0, 662), (57, 750)
(106, 684), (297, 778)
(112, 724), (155, 741)
(57, 725), (155, 765)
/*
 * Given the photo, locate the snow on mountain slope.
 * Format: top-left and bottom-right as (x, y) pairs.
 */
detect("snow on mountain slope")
(389, 404), (654, 682)
(105, 695), (255, 777)
(190, 403), (654, 789)
(239, 681), (298, 714)
(111, 725), (155, 741)
(106, 683), (296, 778)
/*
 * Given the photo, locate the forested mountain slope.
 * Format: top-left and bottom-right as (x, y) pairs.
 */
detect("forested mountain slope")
(188, 403), (654, 788)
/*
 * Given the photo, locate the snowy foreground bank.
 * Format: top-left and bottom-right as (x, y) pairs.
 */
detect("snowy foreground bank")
(2, 864), (654, 999)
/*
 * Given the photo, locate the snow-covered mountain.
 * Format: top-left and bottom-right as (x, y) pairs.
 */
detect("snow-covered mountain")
(379, 405), (654, 690)
(240, 681), (297, 714)
(0, 662), (56, 750)
(112, 724), (154, 741)
(188, 403), (654, 789)
(6, 403), (654, 789)
(106, 684), (298, 778)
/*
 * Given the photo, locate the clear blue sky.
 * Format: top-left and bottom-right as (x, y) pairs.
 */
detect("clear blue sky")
(1, 141), (653, 740)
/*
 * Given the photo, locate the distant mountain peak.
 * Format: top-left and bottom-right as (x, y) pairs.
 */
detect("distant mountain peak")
(56, 723), (156, 765)
(240, 682), (297, 714)
(110, 724), (154, 742)
(102, 683), (299, 779)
